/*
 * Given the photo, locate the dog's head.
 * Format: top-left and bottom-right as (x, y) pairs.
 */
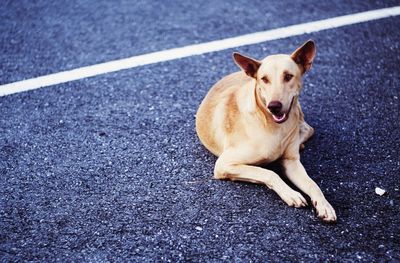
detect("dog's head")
(233, 40), (316, 124)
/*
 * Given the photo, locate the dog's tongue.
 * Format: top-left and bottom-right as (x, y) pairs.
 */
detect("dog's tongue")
(272, 113), (286, 122)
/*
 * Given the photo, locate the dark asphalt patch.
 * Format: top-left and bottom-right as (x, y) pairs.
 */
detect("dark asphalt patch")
(1, 12), (399, 263)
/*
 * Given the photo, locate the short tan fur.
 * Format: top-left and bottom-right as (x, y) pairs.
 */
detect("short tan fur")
(196, 40), (336, 222)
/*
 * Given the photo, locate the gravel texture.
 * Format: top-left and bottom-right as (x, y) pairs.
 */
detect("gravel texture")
(1, 1), (399, 262)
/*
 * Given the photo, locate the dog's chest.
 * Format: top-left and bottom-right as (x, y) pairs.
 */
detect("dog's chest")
(263, 136), (287, 162)
(253, 125), (298, 163)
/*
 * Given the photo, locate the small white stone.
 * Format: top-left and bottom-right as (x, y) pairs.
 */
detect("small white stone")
(375, 187), (386, 196)
(195, 226), (203, 231)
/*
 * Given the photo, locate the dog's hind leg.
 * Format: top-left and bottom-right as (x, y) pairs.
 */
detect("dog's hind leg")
(299, 121), (314, 150)
(297, 103), (314, 150)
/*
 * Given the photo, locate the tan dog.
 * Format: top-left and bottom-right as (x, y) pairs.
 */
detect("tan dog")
(196, 40), (336, 222)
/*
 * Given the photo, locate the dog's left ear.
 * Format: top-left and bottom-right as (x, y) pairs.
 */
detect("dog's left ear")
(291, 40), (316, 74)
(233, 52), (261, 78)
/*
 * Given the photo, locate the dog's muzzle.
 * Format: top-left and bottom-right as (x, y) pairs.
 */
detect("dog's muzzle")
(267, 98), (294, 124)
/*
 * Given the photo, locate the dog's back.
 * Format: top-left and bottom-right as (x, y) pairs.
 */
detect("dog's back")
(196, 71), (253, 156)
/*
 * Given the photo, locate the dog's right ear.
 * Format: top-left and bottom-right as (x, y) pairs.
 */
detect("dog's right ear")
(233, 52), (261, 78)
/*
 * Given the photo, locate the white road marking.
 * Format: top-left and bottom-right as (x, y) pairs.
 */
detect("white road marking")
(1, 6), (400, 97)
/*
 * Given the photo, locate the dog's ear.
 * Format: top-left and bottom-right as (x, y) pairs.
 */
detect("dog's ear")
(233, 52), (261, 78)
(291, 40), (316, 74)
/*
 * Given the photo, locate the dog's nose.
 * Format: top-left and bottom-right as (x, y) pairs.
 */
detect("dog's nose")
(267, 101), (283, 114)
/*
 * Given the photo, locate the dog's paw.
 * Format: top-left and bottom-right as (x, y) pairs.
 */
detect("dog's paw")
(312, 198), (337, 222)
(279, 189), (308, 208)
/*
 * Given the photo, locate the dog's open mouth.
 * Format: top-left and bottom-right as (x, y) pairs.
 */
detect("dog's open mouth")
(271, 112), (288, 123)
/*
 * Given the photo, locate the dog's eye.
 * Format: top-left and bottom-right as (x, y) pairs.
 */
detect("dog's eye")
(262, 76), (269, 84)
(284, 73), (293, 82)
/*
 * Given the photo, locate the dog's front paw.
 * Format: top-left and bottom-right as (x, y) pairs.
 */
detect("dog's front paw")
(278, 189), (308, 208)
(312, 198), (337, 222)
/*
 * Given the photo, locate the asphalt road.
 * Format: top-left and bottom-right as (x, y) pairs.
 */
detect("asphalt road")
(1, 1), (399, 262)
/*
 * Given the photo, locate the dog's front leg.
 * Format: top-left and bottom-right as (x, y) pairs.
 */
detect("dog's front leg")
(282, 158), (337, 222)
(214, 151), (307, 208)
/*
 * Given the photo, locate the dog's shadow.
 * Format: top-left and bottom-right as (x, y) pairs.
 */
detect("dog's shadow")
(260, 159), (299, 191)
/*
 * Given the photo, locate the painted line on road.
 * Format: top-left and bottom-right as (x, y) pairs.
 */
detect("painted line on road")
(1, 6), (400, 96)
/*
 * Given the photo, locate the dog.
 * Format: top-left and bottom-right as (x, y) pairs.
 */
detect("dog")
(196, 40), (336, 222)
